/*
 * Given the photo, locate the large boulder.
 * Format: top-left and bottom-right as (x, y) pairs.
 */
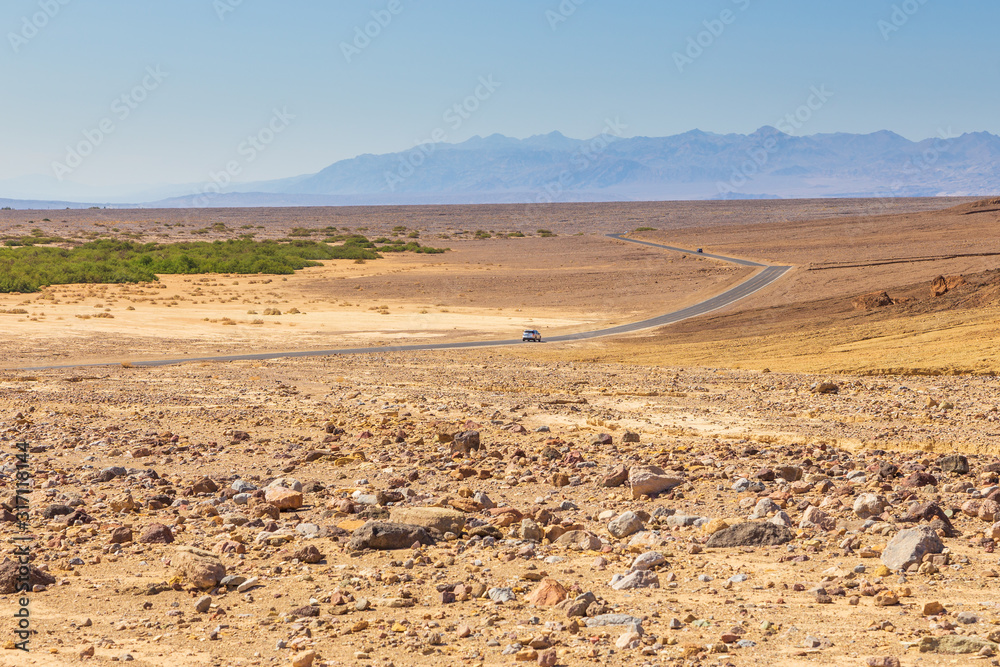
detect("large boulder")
(348, 521), (434, 551)
(608, 511), (644, 539)
(602, 465), (629, 488)
(629, 551), (666, 572)
(450, 431), (481, 456)
(0, 559), (55, 593)
(705, 522), (793, 548)
(881, 526), (944, 571)
(930, 275), (949, 297)
(799, 506), (835, 531)
(919, 635), (997, 654)
(554, 530), (603, 551)
(526, 578), (568, 606)
(138, 523), (174, 544)
(264, 487), (303, 511)
(172, 546), (226, 590)
(190, 477), (218, 494)
(610, 570), (659, 590)
(628, 466), (683, 499)
(939, 454), (969, 475)
(388, 507), (466, 535)
(853, 493), (888, 519)
(852, 291), (893, 310)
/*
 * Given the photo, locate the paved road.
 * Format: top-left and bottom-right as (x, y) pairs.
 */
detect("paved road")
(17, 235), (791, 370)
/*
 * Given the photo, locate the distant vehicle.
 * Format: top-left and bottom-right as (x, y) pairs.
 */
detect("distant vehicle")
(522, 329), (542, 342)
(695, 248), (703, 253)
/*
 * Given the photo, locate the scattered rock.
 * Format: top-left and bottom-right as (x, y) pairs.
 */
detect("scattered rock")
(940, 454), (970, 474)
(138, 523), (174, 544)
(389, 507), (465, 534)
(881, 526), (944, 571)
(608, 511), (643, 539)
(348, 521), (434, 550)
(264, 487), (303, 511)
(291, 545), (323, 564)
(527, 578), (568, 606)
(853, 493), (888, 519)
(628, 465), (683, 499)
(172, 546), (226, 590)
(610, 570), (659, 590)
(554, 530), (603, 551)
(0, 559), (55, 593)
(853, 291), (893, 310)
(919, 635), (997, 654)
(705, 522), (793, 548)
(602, 464), (629, 488)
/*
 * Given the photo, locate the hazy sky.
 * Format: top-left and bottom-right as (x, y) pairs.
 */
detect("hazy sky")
(1, 0), (998, 190)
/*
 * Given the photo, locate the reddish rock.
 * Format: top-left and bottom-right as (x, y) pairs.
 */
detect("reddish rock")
(602, 465), (629, 488)
(138, 523), (174, 544)
(264, 487), (303, 511)
(190, 477), (218, 494)
(108, 526), (133, 544)
(902, 471), (937, 488)
(527, 578), (568, 606)
(0, 559), (55, 594)
(291, 545), (323, 564)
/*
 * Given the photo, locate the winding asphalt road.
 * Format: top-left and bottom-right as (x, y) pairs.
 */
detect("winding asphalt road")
(18, 235), (791, 370)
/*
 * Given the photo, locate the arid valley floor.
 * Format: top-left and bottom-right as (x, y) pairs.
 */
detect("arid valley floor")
(3, 198), (1000, 667)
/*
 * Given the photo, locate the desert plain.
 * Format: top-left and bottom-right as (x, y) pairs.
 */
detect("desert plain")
(3, 197), (1000, 667)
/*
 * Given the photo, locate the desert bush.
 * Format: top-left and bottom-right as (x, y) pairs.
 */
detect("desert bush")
(0, 238), (384, 293)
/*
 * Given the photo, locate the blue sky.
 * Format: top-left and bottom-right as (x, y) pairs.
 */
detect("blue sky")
(1, 0), (998, 193)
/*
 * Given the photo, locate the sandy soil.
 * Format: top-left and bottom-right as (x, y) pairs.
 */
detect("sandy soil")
(2, 198), (1000, 667)
(532, 199), (1000, 375)
(0, 235), (748, 368)
(3, 354), (1000, 667)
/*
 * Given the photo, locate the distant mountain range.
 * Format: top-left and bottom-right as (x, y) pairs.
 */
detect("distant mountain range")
(3, 127), (998, 208)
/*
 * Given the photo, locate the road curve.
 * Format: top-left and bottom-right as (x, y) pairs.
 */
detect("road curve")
(16, 235), (791, 370)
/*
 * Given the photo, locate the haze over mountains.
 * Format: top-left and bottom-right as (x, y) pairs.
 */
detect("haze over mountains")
(3, 127), (998, 209)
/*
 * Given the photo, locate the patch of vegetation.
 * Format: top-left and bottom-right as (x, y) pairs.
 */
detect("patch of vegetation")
(474, 230), (492, 239)
(377, 240), (448, 254)
(508, 231), (525, 237)
(3, 233), (72, 247)
(0, 238), (381, 293)
(634, 226), (656, 232)
(537, 229), (556, 237)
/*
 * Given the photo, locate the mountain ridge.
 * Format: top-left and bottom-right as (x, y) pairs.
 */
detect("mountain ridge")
(2, 127), (997, 208)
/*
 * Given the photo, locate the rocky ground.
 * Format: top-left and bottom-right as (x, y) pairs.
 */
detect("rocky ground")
(4, 352), (1000, 666)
